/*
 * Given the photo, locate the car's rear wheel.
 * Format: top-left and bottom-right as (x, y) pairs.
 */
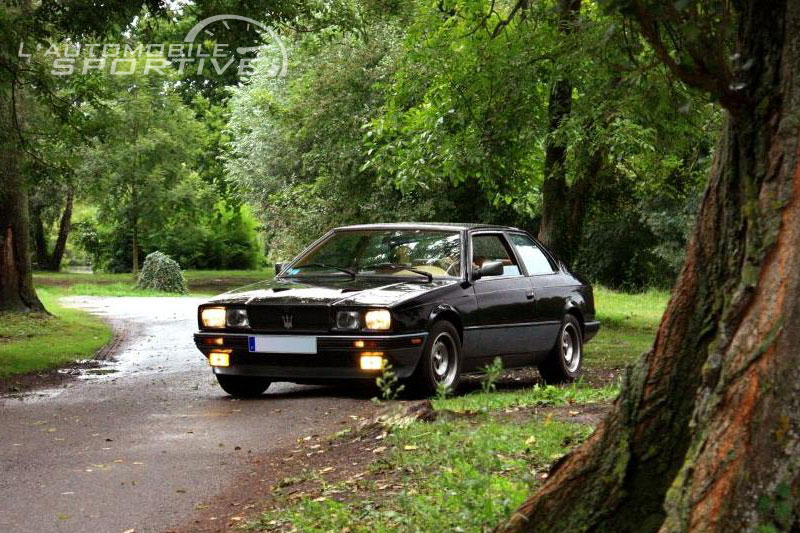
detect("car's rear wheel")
(538, 314), (583, 384)
(411, 321), (462, 396)
(215, 374), (271, 398)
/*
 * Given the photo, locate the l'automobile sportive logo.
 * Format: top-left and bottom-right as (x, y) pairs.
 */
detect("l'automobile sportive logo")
(18, 14), (287, 78)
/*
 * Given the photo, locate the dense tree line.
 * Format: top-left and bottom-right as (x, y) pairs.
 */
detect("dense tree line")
(226, 0), (719, 289)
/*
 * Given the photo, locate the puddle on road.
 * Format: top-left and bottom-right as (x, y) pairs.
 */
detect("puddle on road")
(2, 296), (209, 402)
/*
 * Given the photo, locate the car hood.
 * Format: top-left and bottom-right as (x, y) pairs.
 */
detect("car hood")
(205, 277), (457, 307)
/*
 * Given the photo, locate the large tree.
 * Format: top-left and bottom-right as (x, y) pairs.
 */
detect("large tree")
(0, 0), (161, 312)
(499, 1), (800, 531)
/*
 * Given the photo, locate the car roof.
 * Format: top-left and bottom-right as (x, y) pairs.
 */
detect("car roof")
(334, 222), (523, 232)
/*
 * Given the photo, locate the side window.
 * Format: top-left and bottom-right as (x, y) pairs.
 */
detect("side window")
(509, 234), (555, 275)
(471, 234), (521, 277)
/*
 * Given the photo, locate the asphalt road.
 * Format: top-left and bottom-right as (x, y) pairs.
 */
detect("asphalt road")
(0, 297), (376, 533)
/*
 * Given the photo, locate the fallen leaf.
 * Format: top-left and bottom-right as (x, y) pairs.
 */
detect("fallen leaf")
(403, 445), (418, 451)
(372, 446), (387, 454)
(525, 436), (536, 445)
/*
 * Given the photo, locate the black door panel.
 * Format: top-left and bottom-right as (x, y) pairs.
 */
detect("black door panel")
(472, 276), (537, 357)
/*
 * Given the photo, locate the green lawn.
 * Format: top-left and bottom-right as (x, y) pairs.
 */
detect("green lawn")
(0, 288), (112, 379)
(246, 286), (670, 532)
(586, 287), (669, 368)
(34, 269), (274, 296)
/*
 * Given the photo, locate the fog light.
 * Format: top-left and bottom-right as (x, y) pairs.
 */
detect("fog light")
(209, 351), (230, 367)
(360, 353), (384, 370)
(202, 337), (224, 346)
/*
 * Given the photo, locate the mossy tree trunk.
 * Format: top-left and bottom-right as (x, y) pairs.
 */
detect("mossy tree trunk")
(499, 1), (800, 531)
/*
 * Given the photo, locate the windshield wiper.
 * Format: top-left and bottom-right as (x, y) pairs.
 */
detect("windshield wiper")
(360, 263), (433, 282)
(290, 263), (356, 279)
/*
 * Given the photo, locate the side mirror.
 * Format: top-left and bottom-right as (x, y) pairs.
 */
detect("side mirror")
(474, 260), (504, 280)
(274, 262), (285, 276)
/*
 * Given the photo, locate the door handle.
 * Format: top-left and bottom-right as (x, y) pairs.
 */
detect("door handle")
(526, 290), (535, 300)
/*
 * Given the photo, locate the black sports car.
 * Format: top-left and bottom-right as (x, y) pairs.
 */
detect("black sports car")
(194, 223), (599, 397)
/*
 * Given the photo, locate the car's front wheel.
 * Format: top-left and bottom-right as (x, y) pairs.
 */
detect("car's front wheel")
(411, 321), (462, 396)
(215, 374), (271, 398)
(538, 314), (583, 384)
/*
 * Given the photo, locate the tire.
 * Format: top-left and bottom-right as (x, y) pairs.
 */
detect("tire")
(410, 321), (462, 396)
(215, 374), (271, 398)
(538, 314), (583, 384)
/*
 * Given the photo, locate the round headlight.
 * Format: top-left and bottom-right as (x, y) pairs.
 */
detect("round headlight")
(226, 308), (249, 328)
(336, 311), (360, 330)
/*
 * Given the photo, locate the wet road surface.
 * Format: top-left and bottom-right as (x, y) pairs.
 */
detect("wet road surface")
(0, 297), (376, 533)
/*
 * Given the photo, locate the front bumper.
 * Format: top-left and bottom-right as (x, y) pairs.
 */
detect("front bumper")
(193, 332), (426, 381)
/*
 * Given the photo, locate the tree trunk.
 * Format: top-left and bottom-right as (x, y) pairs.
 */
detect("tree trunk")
(47, 188), (73, 272)
(498, 2), (800, 532)
(31, 203), (50, 269)
(0, 84), (46, 313)
(537, 0), (582, 264)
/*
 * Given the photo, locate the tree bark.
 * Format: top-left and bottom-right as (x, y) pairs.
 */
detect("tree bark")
(537, 0), (582, 264)
(0, 84), (46, 313)
(31, 203), (50, 269)
(48, 188), (73, 272)
(498, 2), (800, 531)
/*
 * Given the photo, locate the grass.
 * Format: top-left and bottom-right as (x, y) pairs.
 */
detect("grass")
(0, 288), (112, 379)
(432, 382), (619, 413)
(253, 417), (591, 533)
(586, 286), (670, 368)
(246, 286), (670, 532)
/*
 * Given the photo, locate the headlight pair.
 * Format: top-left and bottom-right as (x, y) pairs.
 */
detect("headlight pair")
(336, 309), (392, 331)
(201, 307), (249, 328)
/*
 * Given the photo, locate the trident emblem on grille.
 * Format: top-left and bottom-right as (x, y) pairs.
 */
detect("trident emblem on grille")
(282, 313), (293, 329)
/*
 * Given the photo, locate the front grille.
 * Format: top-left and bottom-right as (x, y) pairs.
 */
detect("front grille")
(247, 305), (331, 333)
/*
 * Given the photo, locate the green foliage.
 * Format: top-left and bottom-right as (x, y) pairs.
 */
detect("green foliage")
(223, 0), (720, 289)
(136, 251), (188, 294)
(70, 56), (261, 272)
(435, 383), (620, 413)
(376, 359), (405, 401)
(480, 356), (504, 394)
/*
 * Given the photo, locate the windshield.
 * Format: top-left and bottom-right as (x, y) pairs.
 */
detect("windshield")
(288, 229), (462, 279)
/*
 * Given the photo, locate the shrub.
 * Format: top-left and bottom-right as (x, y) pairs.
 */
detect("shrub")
(136, 251), (188, 293)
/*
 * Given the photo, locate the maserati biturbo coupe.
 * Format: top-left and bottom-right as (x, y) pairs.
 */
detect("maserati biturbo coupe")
(194, 223), (599, 397)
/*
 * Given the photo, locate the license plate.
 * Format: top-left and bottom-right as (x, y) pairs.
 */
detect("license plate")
(248, 335), (317, 354)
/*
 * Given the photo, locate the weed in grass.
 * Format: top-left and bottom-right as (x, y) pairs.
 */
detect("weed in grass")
(480, 356), (504, 393)
(375, 360), (404, 401)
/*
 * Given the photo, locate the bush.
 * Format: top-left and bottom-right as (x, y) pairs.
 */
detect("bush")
(136, 251), (188, 293)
